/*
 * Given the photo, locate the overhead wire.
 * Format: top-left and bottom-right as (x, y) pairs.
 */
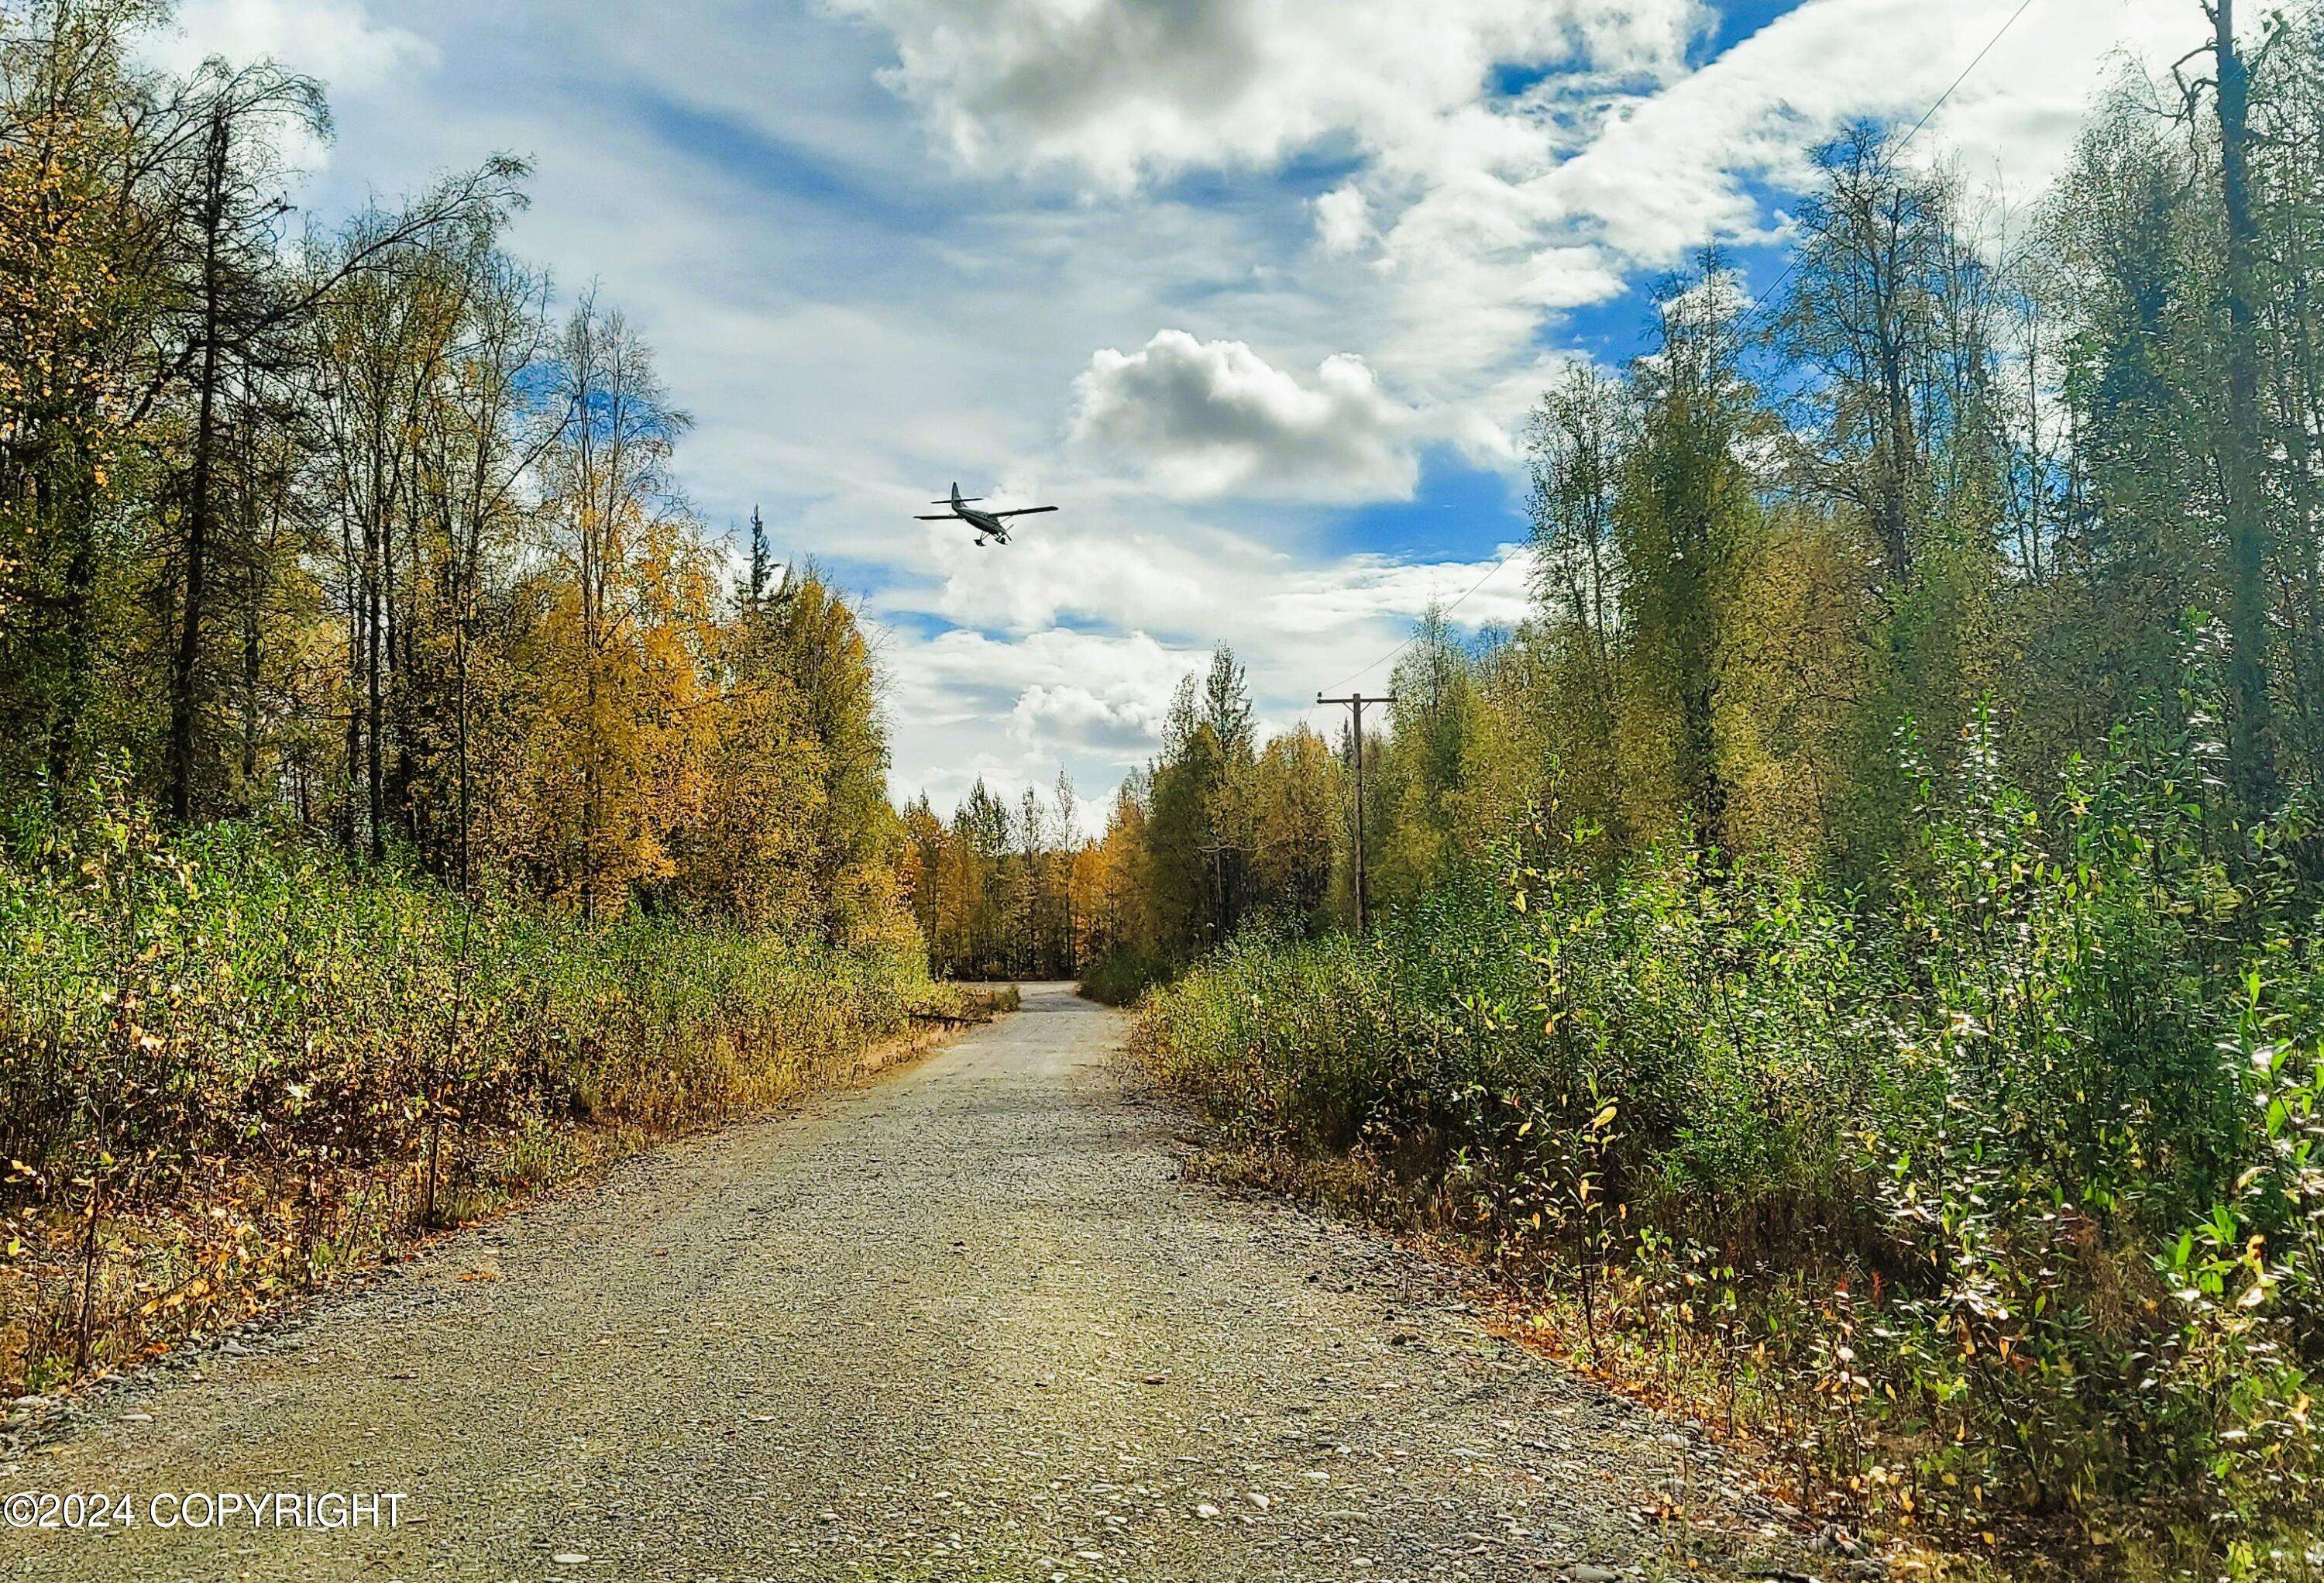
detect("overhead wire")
(1731, 0), (2040, 332)
(1317, 544), (1530, 696)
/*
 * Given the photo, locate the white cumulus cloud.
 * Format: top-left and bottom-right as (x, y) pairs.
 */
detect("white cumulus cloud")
(818, 0), (1707, 188)
(1071, 330), (1417, 501)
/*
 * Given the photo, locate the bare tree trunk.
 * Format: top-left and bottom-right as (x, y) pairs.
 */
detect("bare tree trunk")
(2216, 0), (2278, 816)
(236, 425), (266, 812)
(168, 109), (229, 824)
(366, 501), (385, 862)
(241, 558), (260, 804)
(339, 505), (362, 852)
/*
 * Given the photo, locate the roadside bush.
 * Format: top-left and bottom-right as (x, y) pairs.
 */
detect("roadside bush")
(1134, 711), (2324, 1570)
(1079, 947), (1169, 1007)
(0, 790), (972, 1393)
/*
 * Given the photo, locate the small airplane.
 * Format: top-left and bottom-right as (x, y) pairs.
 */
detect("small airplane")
(915, 483), (1057, 546)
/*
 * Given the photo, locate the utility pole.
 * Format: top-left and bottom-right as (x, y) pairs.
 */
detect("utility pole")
(1318, 692), (1394, 935)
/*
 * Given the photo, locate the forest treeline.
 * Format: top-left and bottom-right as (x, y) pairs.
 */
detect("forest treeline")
(1116, 4), (2324, 1571)
(901, 655), (1338, 982)
(0, 2), (899, 932)
(0, 0), (972, 1392)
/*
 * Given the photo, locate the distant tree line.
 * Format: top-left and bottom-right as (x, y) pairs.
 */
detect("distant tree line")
(901, 651), (1341, 982)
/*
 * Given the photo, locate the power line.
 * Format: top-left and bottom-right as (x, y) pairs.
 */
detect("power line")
(1896, 0), (2042, 157)
(1319, 542), (1528, 694)
(1738, 0), (2040, 328)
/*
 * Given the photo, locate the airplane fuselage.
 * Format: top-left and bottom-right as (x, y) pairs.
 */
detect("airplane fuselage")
(957, 504), (1009, 543)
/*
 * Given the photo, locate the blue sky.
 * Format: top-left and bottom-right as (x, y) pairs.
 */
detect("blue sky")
(167, 0), (2210, 827)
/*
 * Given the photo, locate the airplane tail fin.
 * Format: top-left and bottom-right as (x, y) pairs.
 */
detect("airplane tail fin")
(951, 482), (962, 504)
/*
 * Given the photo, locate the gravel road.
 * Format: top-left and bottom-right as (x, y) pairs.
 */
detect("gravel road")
(4, 984), (1823, 1582)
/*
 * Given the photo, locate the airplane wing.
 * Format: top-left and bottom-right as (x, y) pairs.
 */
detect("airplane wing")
(990, 506), (1059, 518)
(913, 514), (957, 520)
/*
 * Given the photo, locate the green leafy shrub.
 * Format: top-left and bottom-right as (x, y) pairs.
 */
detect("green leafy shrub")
(1079, 948), (1169, 1007)
(1135, 712), (2324, 1568)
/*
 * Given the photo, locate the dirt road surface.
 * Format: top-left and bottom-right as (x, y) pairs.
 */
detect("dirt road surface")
(4, 984), (1818, 1581)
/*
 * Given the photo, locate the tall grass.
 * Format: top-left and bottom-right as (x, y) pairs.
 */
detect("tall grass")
(1135, 712), (2324, 1573)
(0, 790), (975, 1393)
